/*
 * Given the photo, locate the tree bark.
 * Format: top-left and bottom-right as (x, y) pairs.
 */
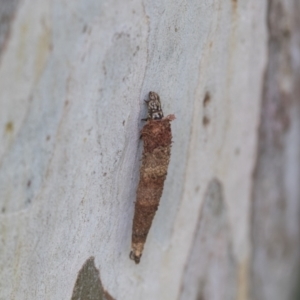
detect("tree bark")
(0, 0), (299, 299)
(251, 1), (300, 299)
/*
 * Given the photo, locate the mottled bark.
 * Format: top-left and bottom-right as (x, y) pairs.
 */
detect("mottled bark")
(0, 0), (299, 299)
(251, 0), (300, 299)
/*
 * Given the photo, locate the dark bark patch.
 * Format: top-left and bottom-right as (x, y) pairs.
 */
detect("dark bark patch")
(5, 121), (14, 134)
(203, 92), (211, 107)
(71, 257), (114, 300)
(0, 0), (20, 57)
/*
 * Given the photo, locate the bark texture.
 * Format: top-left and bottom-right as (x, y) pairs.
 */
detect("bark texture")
(179, 179), (237, 300)
(251, 1), (300, 299)
(0, 0), (298, 299)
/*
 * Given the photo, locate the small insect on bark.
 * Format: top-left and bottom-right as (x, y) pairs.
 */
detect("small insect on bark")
(130, 91), (175, 264)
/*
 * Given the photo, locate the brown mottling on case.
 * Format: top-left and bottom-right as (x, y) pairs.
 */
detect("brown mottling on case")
(130, 92), (175, 264)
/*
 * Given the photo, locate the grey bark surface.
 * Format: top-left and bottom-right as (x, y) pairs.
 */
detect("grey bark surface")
(251, 1), (300, 299)
(179, 179), (237, 300)
(0, 0), (299, 299)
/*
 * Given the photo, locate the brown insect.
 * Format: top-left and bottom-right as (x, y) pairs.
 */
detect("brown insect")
(130, 91), (175, 264)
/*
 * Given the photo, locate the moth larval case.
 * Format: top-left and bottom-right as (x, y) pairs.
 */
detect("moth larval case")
(130, 91), (175, 264)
